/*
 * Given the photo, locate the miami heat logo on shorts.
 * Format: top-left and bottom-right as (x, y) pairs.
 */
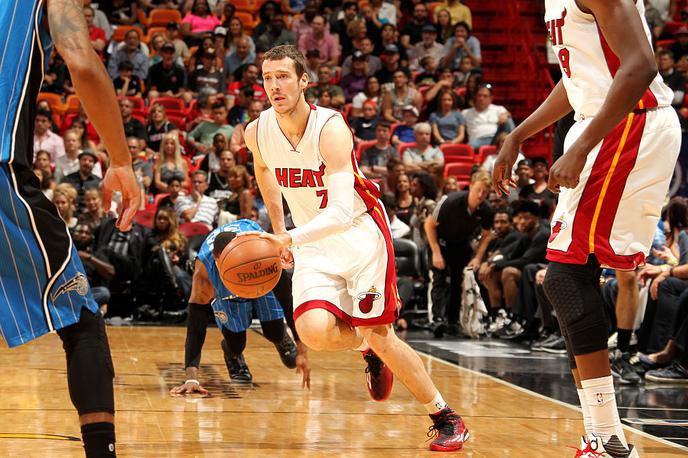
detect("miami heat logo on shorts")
(549, 219), (568, 243)
(357, 287), (382, 314)
(51, 273), (89, 302)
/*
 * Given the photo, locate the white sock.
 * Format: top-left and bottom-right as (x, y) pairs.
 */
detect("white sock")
(353, 338), (369, 352)
(577, 388), (593, 435)
(581, 376), (628, 448)
(424, 392), (448, 415)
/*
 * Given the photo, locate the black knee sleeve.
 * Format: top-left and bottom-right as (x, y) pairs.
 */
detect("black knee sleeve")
(57, 310), (115, 416)
(221, 328), (247, 356)
(543, 259), (610, 357)
(260, 319), (286, 344)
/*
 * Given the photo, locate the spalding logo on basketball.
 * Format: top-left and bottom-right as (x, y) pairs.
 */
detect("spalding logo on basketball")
(218, 234), (282, 299)
(357, 286), (381, 313)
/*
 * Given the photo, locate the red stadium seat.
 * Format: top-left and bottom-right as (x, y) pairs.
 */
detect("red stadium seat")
(443, 160), (474, 179)
(235, 147), (249, 165)
(397, 142), (417, 160)
(439, 144), (475, 163)
(476, 145), (497, 164)
(126, 96), (146, 112)
(153, 193), (170, 208)
(179, 222), (212, 237)
(167, 114), (186, 131)
(234, 11), (255, 30)
(37, 92), (65, 115)
(148, 9), (182, 28)
(355, 140), (377, 161)
(64, 95), (81, 115)
(134, 210), (155, 228)
(152, 97), (185, 112)
(656, 39), (676, 50)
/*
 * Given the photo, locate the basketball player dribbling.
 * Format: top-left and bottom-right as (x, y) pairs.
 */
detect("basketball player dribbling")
(243, 45), (468, 452)
(494, 1), (680, 456)
(0, 1), (141, 457)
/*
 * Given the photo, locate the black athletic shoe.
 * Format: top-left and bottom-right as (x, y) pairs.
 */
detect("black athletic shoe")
(610, 350), (642, 385)
(222, 340), (252, 383)
(540, 335), (568, 355)
(274, 333), (298, 369)
(645, 361), (688, 384)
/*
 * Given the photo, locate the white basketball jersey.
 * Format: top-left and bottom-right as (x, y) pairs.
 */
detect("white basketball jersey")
(545, 0), (673, 118)
(256, 104), (382, 228)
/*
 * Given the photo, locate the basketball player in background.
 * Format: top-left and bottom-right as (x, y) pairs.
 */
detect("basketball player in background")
(244, 45), (469, 452)
(0, 1), (141, 457)
(170, 219), (310, 394)
(493, 0), (680, 456)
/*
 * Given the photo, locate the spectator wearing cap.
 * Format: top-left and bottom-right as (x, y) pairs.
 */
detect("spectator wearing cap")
(163, 22), (190, 65)
(429, 88), (466, 145)
(113, 60), (143, 98)
(188, 101), (234, 154)
(400, 2), (433, 48)
(298, 15), (340, 66)
(188, 47), (225, 97)
(409, 25), (445, 71)
(119, 98), (148, 142)
(341, 51), (369, 102)
(226, 17), (255, 56)
(305, 64), (345, 110)
(360, 122), (400, 180)
(33, 108), (65, 164)
(382, 69), (423, 123)
(305, 49), (321, 82)
(62, 150), (102, 213)
(391, 105), (420, 145)
(670, 26), (688, 61)
(83, 5), (106, 57)
(350, 100), (380, 142)
(55, 129), (103, 182)
(83, 0), (112, 40)
(403, 122), (445, 174)
(442, 22), (481, 69)
(509, 158), (534, 202)
(434, 0), (472, 28)
(462, 85), (514, 149)
(107, 29), (149, 80)
(255, 13), (296, 50)
(181, 0), (222, 46)
(375, 44), (403, 86)
(147, 42), (188, 101)
(519, 157), (556, 219)
(224, 36), (256, 79)
(227, 64), (267, 102)
(342, 37), (382, 77)
(657, 49), (686, 108)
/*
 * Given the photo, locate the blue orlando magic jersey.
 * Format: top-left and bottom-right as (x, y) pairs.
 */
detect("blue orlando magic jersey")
(198, 219), (264, 301)
(1, 0), (52, 165)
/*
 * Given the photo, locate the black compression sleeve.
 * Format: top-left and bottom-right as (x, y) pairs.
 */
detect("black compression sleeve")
(185, 302), (211, 368)
(272, 270), (299, 341)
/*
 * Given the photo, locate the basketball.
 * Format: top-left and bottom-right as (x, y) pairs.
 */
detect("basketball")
(217, 233), (282, 298)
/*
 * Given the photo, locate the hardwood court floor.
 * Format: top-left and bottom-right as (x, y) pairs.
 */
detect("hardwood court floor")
(0, 326), (685, 457)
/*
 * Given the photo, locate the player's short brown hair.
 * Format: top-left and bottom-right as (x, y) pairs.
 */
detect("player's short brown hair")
(263, 45), (308, 80)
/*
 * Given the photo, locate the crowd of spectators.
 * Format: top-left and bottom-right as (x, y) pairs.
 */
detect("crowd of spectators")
(33, 0), (688, 383)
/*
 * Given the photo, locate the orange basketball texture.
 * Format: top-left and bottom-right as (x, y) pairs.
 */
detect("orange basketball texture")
(218, 234), (282, 298)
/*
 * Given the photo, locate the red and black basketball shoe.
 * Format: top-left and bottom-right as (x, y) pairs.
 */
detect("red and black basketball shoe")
(362, 349), (394, 401)
(427, 407), (470, 452)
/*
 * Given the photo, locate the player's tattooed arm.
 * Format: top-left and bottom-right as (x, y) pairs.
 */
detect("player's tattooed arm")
(47, 0), (90, 52)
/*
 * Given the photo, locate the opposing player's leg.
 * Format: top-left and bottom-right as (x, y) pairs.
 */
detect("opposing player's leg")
(252, 291), (298, 368)
(220, 327), (252, 382)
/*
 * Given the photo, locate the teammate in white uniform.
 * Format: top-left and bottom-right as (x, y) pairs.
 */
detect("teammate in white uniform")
(244, 45), (469, 452)
(494, 1), (680, 456)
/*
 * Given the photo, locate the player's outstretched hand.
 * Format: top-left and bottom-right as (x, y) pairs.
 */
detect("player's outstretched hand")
(492, 133), (520, 196)
(170, 380), (209, 396)
(102, 165), (141, 232)
(548, 148), (586, 193)
(295, 341), (311, 390)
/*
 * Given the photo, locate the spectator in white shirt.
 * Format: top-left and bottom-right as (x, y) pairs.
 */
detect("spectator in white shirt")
(403, 122), (445, 174)
(175, 170), (218, 228)
(462, 85), (515, 150)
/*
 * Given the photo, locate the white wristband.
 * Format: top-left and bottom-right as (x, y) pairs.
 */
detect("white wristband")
(185, 379), (200, 385)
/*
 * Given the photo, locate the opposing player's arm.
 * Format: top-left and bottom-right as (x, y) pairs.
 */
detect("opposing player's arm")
(571, 0), (659, 153)
(47, 0), (129, 168)
(285, 115), (356, 246)
(245, 120), (287, 234)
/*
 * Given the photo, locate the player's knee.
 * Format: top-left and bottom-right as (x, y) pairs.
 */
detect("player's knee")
(501, 267), (521, 283)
